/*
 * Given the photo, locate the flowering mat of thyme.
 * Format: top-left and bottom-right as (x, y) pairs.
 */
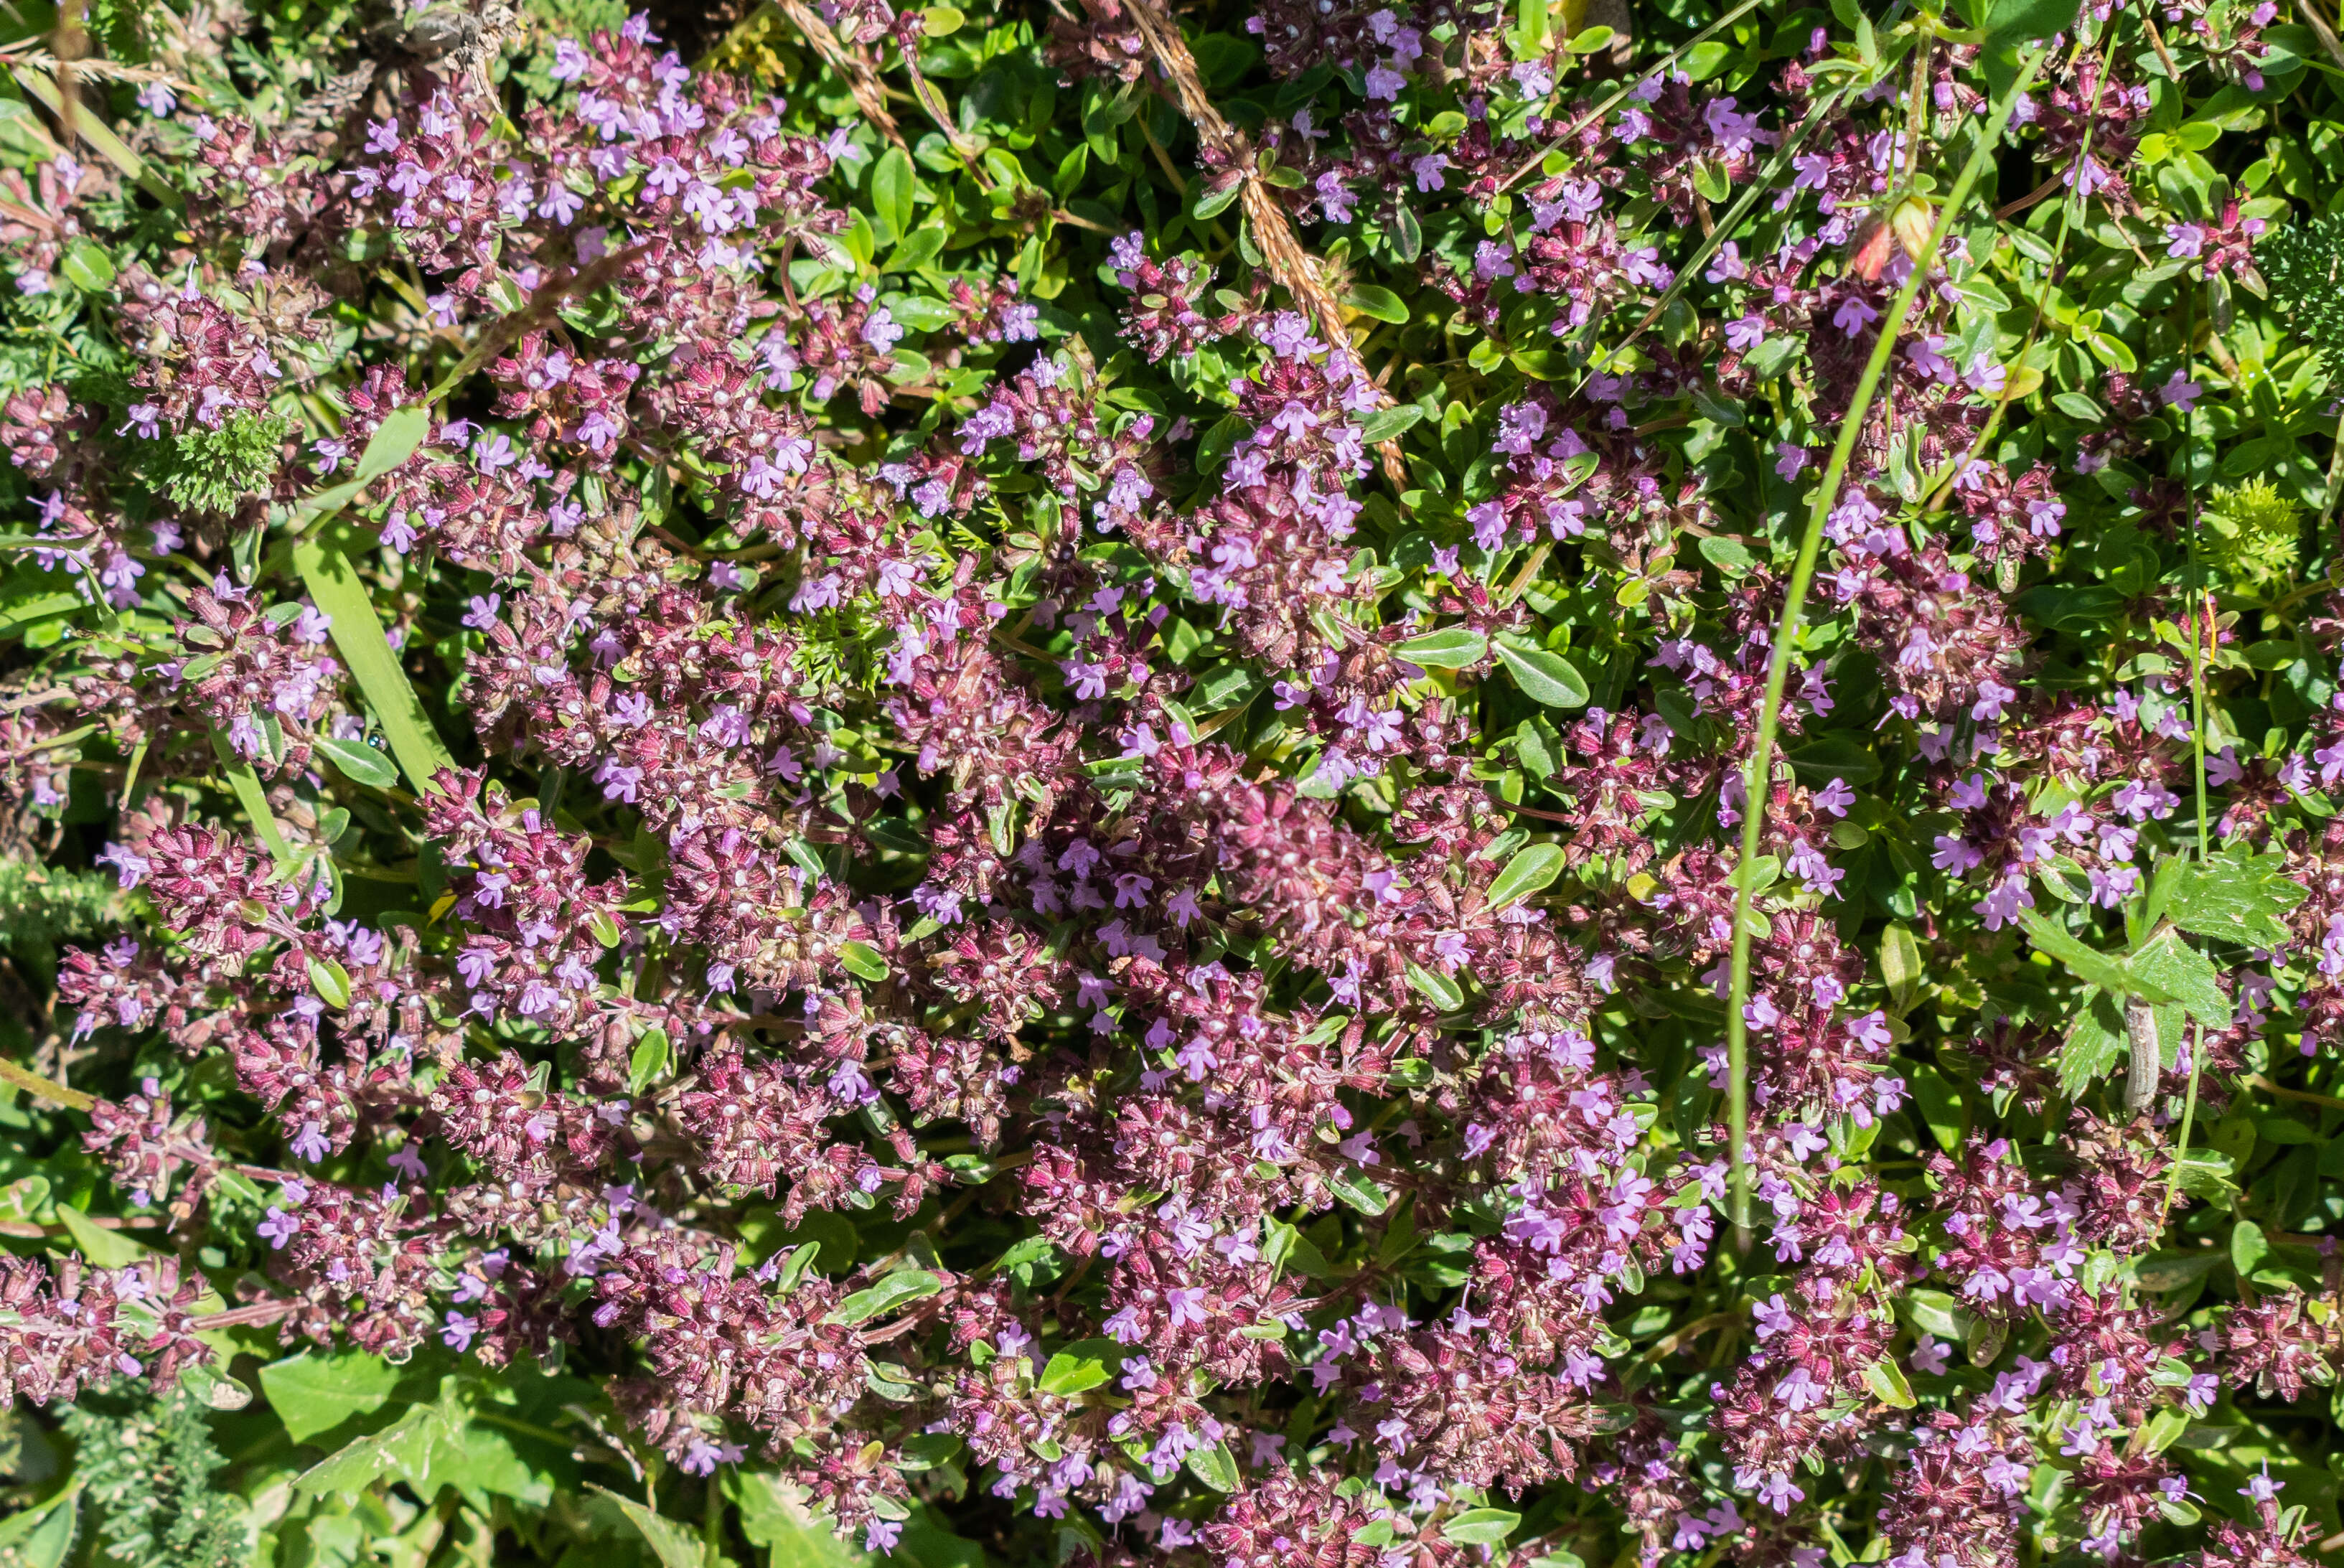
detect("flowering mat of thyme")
(10, 0), (2344, 1562)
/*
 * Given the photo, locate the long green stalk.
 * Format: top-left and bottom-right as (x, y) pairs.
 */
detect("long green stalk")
(1725, 45), (2052, 1247)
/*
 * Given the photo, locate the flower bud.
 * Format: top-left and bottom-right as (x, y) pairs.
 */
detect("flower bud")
(1890, 196), (1937, 263)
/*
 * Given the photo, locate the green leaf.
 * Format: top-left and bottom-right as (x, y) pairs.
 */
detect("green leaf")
(728, 1472), (866, 1568)
(628, 1026), (671, 1097)
(873, 146), (917, 241)
(1183, 1439), (1239, 1492)
(2139, 1407), (2193, 1455)
(58, 239), (116, 291)
(2056, 988), (2128, 1099)
(1345, 284), (1411, 324)
(1905, 1063), (1966, 1152)
(1392, 627), (1487, 668)
(357, 405), (433, 484)
(1486, 842), (1564, 910)
(1441, 1509), (1520, 1546)
(1862, 1357), (1917, 1409)
(2233, 1219), (2270, 1276)
(1326, 1168), (1389, 1215)
(1898, 1288), (1969, 1339)
(2132, 1248), (2221, 1291)
(294, 535), (460, 795)
(825, 1267), (946, 1325)
(1357, 404), (1425, 443)
(594, 1483), (714, 1568)
(1879, 922), (1922, 1009)
(260, 1349), (404, 1443)
(1405, 961), (1465, 1011)
(2167, 845), (2307, 949)
(838, 939), (890, 982)
(306, 957), (353, 1010)
(1974, 0), (2083, 44)
(2017, 910), (2134, 995)
(293, 1392), (465, 1501)
(1492, 639), (1590, 708)
(1193, 179), (1242, 220)
(314, 733), (400, 789)
(55, 1203), (159, 1268)
(2127, 927), (2229, 1030)
(2171, 1148), (2239, 1200)
(1036, 1338), (1125, 1396)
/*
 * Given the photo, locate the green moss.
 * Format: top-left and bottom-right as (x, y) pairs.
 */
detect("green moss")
(2205, 477), (2304, 589)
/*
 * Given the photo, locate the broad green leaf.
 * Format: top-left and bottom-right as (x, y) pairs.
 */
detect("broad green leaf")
(1492, 639), (1590, 707)
(293, 1391), (465, 1500)
(294, 535), (460, 795)
(594, 1483), (714, 1568)
(1879, 922), (1922, 1009)
(2127, 927), (2228, 1030)
(210, 728), (297, 873)
(2055, 988), (2127, 1099)
(1392, 627), (1487, 668)
(728, 1471), (865, 1568)
(1486, 842), (1564, 909)
(826, 1267), (945, 1325)
(1441, 1508), (1521, 1546)
(2232, 1219), (2270, 1276)
(0, 1488), (75, 1567)
(2132, 1248), (2221, 1291)
(2167, 845), (2307, 949)
(261, 1349), (404, 1443)
(314, 733), (400, 789)
(1036, 1338), (1125, 1396)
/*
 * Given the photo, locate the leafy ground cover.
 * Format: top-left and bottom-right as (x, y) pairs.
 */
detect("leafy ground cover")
(3, 0), (2344, 1564)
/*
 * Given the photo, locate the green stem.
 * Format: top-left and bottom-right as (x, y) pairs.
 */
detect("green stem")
(1725, 45), (2051, 1247)
(2165, 279), (2214, 1217)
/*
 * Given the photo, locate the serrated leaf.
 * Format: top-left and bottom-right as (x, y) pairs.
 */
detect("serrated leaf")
(1492, 639), (1590, 708)
(826, 1267), (945, 1325)
(294, 1392), (464, 1500)
(1440, 1508), (1521, 1546)
(594, 1483), (713, 1568)
(2167, 845), (2307, 949)
(1487, 842), (1565, 910)
(1392, 626), (1487, 668)
(2127, 927), (2229, 1030)
(1037, 1338), (1124, 1396)
(2017, 910), (2134, 995)
(2057, 988), (2128, 1099)
(314, 733), (400, 789)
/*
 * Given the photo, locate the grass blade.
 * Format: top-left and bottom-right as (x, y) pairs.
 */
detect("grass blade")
(292, 533), (458, 796)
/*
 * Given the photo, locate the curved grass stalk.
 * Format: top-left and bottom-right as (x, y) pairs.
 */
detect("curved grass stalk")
(1725, 44), (2052, 1247)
